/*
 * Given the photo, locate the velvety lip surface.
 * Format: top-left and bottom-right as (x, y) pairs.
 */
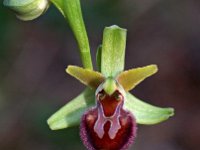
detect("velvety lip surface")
(80, 107), (137, 150)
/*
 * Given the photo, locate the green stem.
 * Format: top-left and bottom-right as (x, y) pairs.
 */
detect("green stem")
(50, 0), (93, 69)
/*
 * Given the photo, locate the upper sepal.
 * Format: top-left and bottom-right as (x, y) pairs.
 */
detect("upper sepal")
(3, 0), (50, 21)
(101, 25), (127, 77)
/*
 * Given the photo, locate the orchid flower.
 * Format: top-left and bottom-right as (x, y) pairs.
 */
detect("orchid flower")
(47, 26), (174, 149)
(4, 0), (174, 150)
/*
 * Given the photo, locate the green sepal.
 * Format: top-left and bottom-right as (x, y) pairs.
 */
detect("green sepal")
(66, 65), (105, 89)
(96, 45), (102, 72)
(3, 0), (50, 21)
(47, 88), (95, 130)
(125, 93), (174, 125)
(117, 65), (158, 91)
(101, 25), (127, 77)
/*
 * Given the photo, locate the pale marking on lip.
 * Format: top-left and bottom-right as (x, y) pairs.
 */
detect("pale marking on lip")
(93, 79), (126, 139)
(93, 102), (123, 139)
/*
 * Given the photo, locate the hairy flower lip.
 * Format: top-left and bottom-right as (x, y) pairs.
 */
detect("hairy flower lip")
(80, 107), (137, 150)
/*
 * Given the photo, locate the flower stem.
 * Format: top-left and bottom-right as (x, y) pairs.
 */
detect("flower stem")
(50, 0), (93, 69)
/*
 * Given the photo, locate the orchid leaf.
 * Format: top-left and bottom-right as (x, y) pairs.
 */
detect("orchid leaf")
(101, 25), (127, 77)
(66, 65), (105, 89)
(117, 65), (158, 91)
(125, 93), (174, 125)
(47, 88), (95, 130)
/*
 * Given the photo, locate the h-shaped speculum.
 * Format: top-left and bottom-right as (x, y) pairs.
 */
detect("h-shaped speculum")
(94, 101), (123, 139)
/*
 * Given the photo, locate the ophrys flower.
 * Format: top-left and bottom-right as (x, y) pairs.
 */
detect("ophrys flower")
(47, 26), (174, 150)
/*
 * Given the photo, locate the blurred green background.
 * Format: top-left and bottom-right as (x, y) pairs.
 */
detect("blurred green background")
(0, 0), (200, 149)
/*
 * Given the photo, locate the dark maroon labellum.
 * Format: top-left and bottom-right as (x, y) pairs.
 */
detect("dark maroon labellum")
(80, 89), (137, 150)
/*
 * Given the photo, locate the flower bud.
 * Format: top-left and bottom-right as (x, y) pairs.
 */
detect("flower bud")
(3, 0), (50, 21)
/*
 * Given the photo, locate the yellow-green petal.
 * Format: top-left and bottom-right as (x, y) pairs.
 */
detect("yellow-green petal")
(125, 93), (174, 124)
(117, 65), (158, 91)
(66, 65), (105, 89)
(47, 88), (95, 130)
